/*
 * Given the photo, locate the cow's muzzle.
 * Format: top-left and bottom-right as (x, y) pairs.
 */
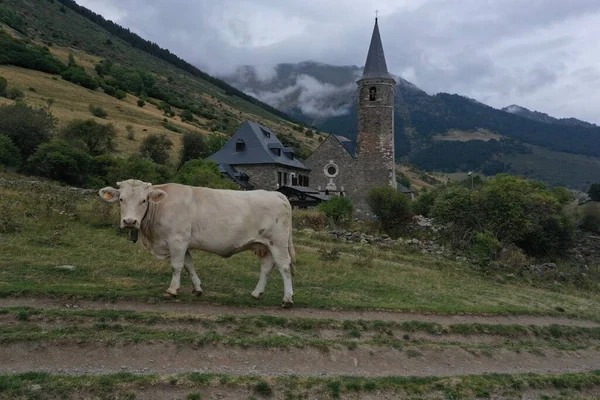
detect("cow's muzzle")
(122, 218), (139, 229)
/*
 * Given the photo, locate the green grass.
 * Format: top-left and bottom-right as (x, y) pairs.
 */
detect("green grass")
(1, 178), (599, 319)
(1, 371), (599, 399)
(1, 307), (599, 352)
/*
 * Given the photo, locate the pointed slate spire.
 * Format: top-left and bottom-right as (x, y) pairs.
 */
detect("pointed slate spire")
(361, 18), (394, 81)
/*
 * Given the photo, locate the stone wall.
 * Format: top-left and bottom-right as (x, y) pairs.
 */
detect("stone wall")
(233, 164), (309, 191)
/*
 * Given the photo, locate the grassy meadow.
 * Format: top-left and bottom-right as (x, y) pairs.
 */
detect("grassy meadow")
(1, 176), (599, 320)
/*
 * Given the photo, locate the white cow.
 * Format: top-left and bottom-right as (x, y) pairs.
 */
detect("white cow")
(99, 179), (296, 307)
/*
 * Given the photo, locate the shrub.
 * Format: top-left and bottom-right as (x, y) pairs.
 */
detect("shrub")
(470, 231), (501, 261)
(581, 214), (600, 231)
(0, 103), (55, 161)
(0, 200), (21, 233)
(204, 133), (228, 157)
(412, 187), (442, 217)
(319, 196), (353, 226)
(6, 87), (24, 100)
(140, 133), (173, 165)
(0, 31), (66, 75)
(26, 139), (92, 186)
(61, 119), (117, 155)
(366, 186), (413, 236)
(89, 104), (108, 118)
(0, 135), (22, 168)
(180, 109), (194, 122)
(137, 99), (145, 107)
(61, 66), (98, 90)
(126, 125), (135, 141)
(105, 155), (173, 186)
(498, 244), (530, 270)
(179, 131), (207, 168)
(174, 159), (238, 189)
(293, 210), (327, 231)
(0, 76), (7, 97)
(550, 186), (574, 205)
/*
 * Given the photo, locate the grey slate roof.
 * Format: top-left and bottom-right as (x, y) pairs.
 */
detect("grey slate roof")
(207, 120), (310, 171)
(361, 18), (395, 81)
(217, 164), (254, 190)
(334, 135), (356, 158)
(398, 183), (414, 193)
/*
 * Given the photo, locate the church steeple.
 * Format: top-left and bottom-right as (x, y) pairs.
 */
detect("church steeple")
(361, 17), (394, 81)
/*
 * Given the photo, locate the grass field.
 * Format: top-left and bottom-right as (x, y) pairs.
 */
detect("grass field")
(1, 176), (599, 320)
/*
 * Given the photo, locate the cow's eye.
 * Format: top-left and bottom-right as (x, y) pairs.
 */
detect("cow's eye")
(120, 199), (124, 203)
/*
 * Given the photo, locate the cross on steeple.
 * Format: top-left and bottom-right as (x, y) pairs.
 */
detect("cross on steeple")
(375, 10), (378, 19)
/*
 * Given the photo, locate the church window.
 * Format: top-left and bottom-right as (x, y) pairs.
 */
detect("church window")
(369, 86), (376, 101)
(235, 139), (245, 152)
(324, 162), (339, 178)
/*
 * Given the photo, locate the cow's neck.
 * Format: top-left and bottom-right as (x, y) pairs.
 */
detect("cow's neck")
(139, 202), (160, 243)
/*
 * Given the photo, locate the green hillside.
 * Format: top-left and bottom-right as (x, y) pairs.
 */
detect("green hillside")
(0, 0), (316, 157)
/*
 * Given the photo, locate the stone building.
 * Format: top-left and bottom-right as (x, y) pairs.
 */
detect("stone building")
(305, 17), (398, 217)
(207, 120), (311, 191)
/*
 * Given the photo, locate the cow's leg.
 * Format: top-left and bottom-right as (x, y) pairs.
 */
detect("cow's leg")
(251, 251), (274, 299)
(184, 251), (203, 296)
(165, 248), (186, 297)
(270, 246), (294, 308)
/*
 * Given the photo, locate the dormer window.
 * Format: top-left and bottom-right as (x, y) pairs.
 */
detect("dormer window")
(369, 86), (376, 101)
(260, 127), (271, 138)
(271, 148), (281, 156)
(236, 139), (245, 152)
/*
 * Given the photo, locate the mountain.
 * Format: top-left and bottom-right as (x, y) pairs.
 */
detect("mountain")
(502, 105), (597, 129)
(0, 0), (314, 159)
(221, 62), (600, 190)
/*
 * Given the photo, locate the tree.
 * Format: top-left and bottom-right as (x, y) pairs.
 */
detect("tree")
(589, 183), (600, 202)
(366, 187), (413, 236)
(140, 133), (173, 165)
(0, 75), (7, 97)
(175, 159), (238, 190)
(203, 133), (228, 157)
(0, 103), (55, 162)
(26, 139), (92, 185)
(180, 109), (194, 122)
(0, 135), (21, 168)
(179, 131), (207, 168)
(318, 196), (353, 226)
(104, 155), (173, 186)
(61, 119), (117, 155)
(137, 99), (145, 107)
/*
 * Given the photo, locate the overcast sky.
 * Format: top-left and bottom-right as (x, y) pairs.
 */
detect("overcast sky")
(77, 0), (600, 123)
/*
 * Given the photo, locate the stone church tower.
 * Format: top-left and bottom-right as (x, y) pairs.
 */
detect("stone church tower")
(304, 17), (398, 218)
(356, 17), (397, 190)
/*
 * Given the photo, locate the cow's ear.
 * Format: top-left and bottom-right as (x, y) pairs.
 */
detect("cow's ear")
(99, 187), (120, 203)
(148, 189), (167, 203)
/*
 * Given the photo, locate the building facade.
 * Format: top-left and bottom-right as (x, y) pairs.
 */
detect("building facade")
(207, 120), (311, 191)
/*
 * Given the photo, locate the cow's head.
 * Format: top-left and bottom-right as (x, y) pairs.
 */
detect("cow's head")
(99, 179), (167, 229)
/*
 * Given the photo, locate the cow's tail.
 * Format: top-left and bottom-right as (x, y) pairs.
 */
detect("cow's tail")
(288, 223), (296, 276)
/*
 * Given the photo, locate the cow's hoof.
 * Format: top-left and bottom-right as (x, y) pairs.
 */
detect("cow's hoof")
(163, 291), (177, 298)
(192, 289), (203, 297)
(281, 301), (294, 309)
(251, 291), (263, 300)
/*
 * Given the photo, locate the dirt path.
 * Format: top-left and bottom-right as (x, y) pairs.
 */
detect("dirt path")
(1, 342), (598, 378)
(1, 296), (598, 327)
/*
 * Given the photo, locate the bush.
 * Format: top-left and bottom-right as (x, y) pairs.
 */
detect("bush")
(0, 76), (7, 97)
(89, 104), (108, 118)
(61, 119), (117, 155)
(319, 196), (353, 226)
(105, 155), (173, 186)
(137, 99), (145, 107)
(0, 31), (66, 75)
(497, 244), (530, 270)
(6, 87), (24, 100)
(0, 135), (21, 168)
(26, 139), (92, 186)
(126, 125), (135, 141)
(174, 159), (238, 189)
(0, 103), (55, 162)
(61, 66), (98, 90)
(366, 187), (413, 236)
(581, 214), (600, 231)
(470, 231), (501, 262)
(180, 109), (194, 122)
(140, 133), (173, 165)
(412, 187), (442, 217)
(293, 210), (327, 231)
(179, 131), (207, 168)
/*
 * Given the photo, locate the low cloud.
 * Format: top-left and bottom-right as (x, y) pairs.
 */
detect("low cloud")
(247, 73), (355, 118)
